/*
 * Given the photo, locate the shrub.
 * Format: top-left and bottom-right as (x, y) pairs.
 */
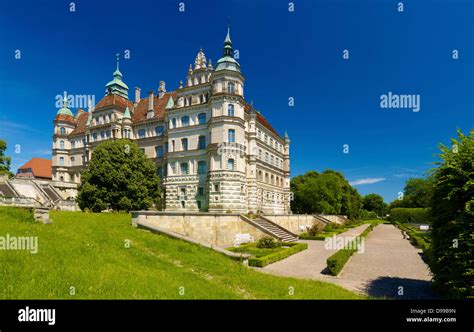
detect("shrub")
(325, 223), (341, 232)
(390, 208), (430, 224)
(307, 223), (321, 236)
(326, 223), (378, 276)
(249, 243), (308, 267)
(257, 236), (281, 249)
(327, 245), (358, 276)
(359, 209), (378, 220)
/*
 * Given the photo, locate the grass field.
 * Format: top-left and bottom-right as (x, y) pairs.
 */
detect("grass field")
(0, 207), (363, 299)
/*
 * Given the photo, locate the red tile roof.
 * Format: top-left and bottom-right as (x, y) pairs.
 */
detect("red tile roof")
(132, 92), (177, 123)
(54, 114), (75, 123)
(17, 158), (52, 179)
(69, 111), (89, 136)
(95, 94), (133, 111)
(244, 103), (281, 138)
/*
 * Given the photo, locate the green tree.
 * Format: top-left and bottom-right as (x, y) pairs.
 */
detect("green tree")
(362, 193), (387, 216)
(77, 139), (161, 212)
(291, 170), (362, 219)
(0, 140), (13, 178)
(388, 176), (434, 210)
(430, 129), (474, 298)
(403, 177), (434, 208)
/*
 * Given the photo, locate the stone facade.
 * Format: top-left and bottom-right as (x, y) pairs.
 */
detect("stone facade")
(51, 28), (291, 214)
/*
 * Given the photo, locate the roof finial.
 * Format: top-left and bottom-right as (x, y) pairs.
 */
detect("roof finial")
(116, 53), (120, 71)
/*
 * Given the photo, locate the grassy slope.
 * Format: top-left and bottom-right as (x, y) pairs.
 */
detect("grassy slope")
(0, 208), (363, 299)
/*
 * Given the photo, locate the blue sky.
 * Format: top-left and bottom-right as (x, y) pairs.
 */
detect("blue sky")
(0, 0), (472, 202)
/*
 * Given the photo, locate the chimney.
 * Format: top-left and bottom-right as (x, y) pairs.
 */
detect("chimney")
(147, 91), (154, 119)
(135, 87), (141, 103)
(158, 81), (166, 98)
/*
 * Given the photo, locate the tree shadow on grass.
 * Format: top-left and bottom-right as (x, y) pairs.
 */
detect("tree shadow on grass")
(363, 277), (439, 299)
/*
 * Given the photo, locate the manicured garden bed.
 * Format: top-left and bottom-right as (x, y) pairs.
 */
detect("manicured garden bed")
(228, 241), (308, 267)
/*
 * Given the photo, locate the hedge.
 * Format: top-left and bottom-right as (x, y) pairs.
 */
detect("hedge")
(326, 245), (358, 276)
(248, 242), (308, 267)
(390, 208), (430, 224)
(394, 221), (431, 253)
(326, 223), (378, 276)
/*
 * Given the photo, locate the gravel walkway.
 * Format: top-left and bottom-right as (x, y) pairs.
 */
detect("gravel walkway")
(258, 223), (436, 299)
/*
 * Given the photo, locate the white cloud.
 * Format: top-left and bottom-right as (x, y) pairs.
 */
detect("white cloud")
(349, 177), (386, 186)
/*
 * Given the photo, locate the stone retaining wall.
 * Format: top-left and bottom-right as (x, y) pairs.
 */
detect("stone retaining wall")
(262, 214), (319, 234)
(131, 212), (268, 248)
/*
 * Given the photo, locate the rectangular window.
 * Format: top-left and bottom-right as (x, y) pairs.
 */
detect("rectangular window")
(155, 146), (163, 158)
(181, 138), (188, 151)
(228, 129), (235, 143)
(197, 161), (206, 175)
(198, 136), (206, 149)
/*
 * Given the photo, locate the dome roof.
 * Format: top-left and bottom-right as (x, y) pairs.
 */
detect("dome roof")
(56, 96), (73, 116)
(57, 106), (73, 116)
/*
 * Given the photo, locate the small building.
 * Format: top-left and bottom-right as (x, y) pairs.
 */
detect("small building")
(16, 158), (52, 180)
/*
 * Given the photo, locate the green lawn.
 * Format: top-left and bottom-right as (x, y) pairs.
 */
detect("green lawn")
(0, 207), (363, 299)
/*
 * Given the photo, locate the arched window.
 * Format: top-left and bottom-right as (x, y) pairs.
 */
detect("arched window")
(198, 113), (206, 124)
(92, 132), (98, 141)
(198, 135), (206, 149)
(70, 157), (75, 166)
(59, 140), (65, 149)
(197, 161), (207, 175)
(59, 157), (64, 166)
(59, 127), (66, 135)
(138, 129), (146, 138)
(227, 104), (234, 117)
(181, 116), (190, 127)
(155, 126), (164, 136)
(228, 82), (235, 94)
(106, 130), (111, 139)
(71, 141), (75, 149)
(258, 170), (263, 181)
(227, 158), (234, 170)
(181, 138), (188, 151)
(100, 131), (105, 139)
(180, 162), (189, 175)
(228, 129), (235, 143)
(171, 118), (176, 128)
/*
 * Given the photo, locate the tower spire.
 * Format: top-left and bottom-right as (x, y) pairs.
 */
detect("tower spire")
(223, 23), (233, 57)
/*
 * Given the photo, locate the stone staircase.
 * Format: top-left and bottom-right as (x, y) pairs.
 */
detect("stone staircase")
(253, 216), (298, 242)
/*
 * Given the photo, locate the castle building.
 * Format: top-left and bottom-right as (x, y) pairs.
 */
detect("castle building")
(52, 28), (291, 214)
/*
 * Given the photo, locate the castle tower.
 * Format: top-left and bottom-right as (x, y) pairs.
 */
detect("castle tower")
(207, 27), (247, 213)
(52, 96), (76, 182)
